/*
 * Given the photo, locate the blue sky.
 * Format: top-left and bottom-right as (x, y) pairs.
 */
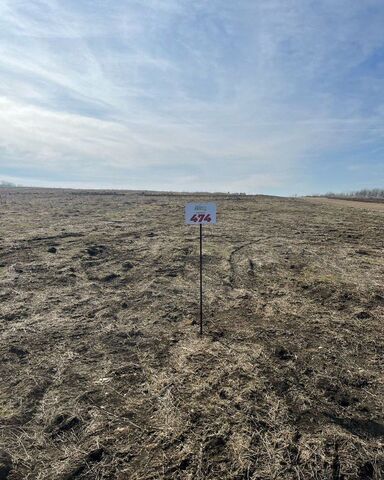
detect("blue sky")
(0, 0), (383, 195)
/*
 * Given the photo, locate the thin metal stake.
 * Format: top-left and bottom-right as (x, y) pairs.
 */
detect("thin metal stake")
(199, 223), (203, 335)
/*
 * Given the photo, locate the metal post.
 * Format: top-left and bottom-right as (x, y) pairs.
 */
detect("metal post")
(199, 223), (203, 335)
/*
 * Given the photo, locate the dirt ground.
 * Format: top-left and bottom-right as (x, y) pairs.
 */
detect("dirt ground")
(0, 189), (383, 480)
(305, 197), (384, 212)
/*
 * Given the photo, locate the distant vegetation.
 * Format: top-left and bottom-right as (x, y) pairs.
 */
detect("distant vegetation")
(321, 188), (384, 199)
(0, 181), (18, 188)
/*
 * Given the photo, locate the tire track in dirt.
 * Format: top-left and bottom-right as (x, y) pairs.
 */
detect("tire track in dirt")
(228, 237), (272, 288)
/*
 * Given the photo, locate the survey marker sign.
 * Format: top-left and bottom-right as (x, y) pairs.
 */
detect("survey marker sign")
(185, 203), (217, 225)
(185, 202), (217, 335)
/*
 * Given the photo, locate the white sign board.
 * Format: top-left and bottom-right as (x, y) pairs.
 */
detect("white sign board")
(185, 203), (217, 225)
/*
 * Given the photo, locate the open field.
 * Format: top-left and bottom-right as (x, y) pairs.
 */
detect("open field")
(306, 198), (384, 211)
(0, 189), (383, 480)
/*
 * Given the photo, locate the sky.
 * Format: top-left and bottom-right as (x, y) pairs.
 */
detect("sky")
(0, 0), (383, 195)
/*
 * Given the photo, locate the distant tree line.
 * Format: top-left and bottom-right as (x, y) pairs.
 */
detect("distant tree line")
(0, 181), (17, 188)
(323, 188), (384, 199)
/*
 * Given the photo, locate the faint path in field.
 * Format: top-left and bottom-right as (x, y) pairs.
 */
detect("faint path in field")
(304, 197), (384, 211)
(228, 237), (274, 288)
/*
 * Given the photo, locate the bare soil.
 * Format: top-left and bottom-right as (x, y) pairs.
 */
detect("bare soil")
(306, 197), (384, 211)
(0, 189), (383, 479)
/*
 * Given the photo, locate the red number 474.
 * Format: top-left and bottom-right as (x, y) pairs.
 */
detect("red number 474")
(190, 213), (212, 223)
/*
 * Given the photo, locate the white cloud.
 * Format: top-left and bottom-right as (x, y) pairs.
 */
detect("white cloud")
(0, 0), (383, 193)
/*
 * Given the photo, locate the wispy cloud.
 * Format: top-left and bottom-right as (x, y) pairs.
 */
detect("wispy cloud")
(0, 0), (384, 193)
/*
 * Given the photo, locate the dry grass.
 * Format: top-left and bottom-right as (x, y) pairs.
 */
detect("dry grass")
(0, 188), (383, 479)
